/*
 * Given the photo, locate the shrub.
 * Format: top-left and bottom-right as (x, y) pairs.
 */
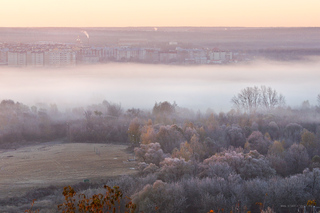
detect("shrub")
(57, 185), (136, 213)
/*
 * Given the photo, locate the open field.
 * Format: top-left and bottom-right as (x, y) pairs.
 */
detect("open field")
(0, 142), (137, 199)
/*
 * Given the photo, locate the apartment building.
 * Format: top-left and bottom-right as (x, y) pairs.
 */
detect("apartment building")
(8, 51), (27, 66)
(44, 49), (76, 66)
(0, 48), (8, 65)
(27, 51), (44, 67)
(208, 48), (233, 63)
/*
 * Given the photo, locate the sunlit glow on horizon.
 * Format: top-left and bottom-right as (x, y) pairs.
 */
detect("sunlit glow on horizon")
(0, 0), (319, 27)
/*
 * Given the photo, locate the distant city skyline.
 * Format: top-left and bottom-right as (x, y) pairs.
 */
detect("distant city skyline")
(0, 0), (319, 27)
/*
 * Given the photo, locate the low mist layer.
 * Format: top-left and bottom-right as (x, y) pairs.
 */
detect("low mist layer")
(1, 59), (320, 111)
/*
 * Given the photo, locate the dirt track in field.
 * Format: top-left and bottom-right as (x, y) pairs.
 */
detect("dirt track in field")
(0, 142), (137, 199)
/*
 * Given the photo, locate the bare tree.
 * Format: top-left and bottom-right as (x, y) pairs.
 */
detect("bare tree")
(232, 86), (285, 112)
(231, 86), (260, 113)
(317, 94), (320, 107)
(260, 86), (285, 109)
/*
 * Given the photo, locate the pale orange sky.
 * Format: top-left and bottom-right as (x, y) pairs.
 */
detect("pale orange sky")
(0, 0), (319, 27)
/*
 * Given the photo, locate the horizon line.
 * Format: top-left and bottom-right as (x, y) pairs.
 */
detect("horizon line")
(0, 26), (320, 29)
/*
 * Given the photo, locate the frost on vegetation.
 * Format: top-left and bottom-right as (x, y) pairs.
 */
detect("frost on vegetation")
(134, 142), (167, 166)
(202, 148), (275, 179)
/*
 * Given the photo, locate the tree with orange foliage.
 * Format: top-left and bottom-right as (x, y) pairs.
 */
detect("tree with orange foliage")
(127, 117), (141, 147)
(25, 199), (39, 213)
(57, 185), (136, 213)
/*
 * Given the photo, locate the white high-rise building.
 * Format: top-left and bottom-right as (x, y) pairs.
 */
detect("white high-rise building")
(45, 49), (76, 66)
(8, 51), (27, 66)
(0, 49), (8, 65)
(208, 48), (233, 63)
(27, 51), (44, 67)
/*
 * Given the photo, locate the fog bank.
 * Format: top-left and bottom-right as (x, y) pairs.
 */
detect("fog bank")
(0, 59), (319, 111)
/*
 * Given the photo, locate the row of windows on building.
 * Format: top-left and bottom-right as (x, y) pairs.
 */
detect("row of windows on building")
(0, 46), (234, 66)
(0, 50), (76, 67)
(80, 47), (234, 64)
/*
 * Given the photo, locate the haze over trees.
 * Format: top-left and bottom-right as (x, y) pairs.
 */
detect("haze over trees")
(1, 86), (320, 212)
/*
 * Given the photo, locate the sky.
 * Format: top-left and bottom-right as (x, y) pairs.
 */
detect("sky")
(0, 0), (319, 27)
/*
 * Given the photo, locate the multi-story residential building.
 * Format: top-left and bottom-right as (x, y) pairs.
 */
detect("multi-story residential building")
(8, 51), (27, 66)
(80, 46), (116, 62)
(181, 48), (208, 64)
(82, 55), (100, 63)
(115, 47), (140, 61)
(208, 48), (233, 63)
(159, 51), (178, 63)
(225, 51), (233, 61)
(103, 47), (116, 59)
(4, 42), (76, 67)
(27, 51), (44, 67)
(1, 42), (236, 66)
(44, 49), (76, 66)
(145, 49), (160, 63)
(0, 48), (8, 65)
(138, 48), (147, 61)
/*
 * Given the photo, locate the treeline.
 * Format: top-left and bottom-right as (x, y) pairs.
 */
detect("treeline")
(0, 100), (66, 145)
(1, 88), (320, 212)
(0, 100), (133, 147)
(0, 88), (319, 147)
